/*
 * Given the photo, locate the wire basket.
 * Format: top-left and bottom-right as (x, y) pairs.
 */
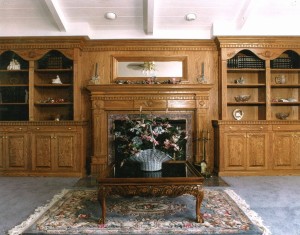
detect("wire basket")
(128, 149), (172, 171)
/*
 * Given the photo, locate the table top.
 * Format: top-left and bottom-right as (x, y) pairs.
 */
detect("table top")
(98, 161), (204, 185)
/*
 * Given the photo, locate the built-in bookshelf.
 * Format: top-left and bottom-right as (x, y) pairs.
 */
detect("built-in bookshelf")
(214, 36), (300, 176)
(0, 51), (29, 121)
(220, 49), (300, 121)
(0, 50), (75, 121)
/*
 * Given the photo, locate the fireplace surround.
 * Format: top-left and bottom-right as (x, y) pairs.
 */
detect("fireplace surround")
(87, 84), (212, 176)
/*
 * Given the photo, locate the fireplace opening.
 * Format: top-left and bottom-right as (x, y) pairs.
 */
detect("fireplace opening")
(108, 113), (193, 165)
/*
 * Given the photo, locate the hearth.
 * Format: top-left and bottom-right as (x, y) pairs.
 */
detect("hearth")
(108, 113), (193, 165)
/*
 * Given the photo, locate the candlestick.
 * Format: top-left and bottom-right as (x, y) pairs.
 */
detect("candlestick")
(201, 62), (204, 75)
(139, 106), (142, 113)
(95, 63), (98, 76)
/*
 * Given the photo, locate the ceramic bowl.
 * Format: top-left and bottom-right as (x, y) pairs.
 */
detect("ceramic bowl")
(234, 95), (251, 102)
(275, 112), (289, 120)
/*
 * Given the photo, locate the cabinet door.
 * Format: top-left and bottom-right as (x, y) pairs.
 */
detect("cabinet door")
(53, 133), (78, 171)
(6, 133), (28, 170)
(247, 133), (268, 170)
(293, 132), (300, 169)
(0, 134), (5, 169)
(273, 132), (294, 169)
(224, 133), (247, 170)
(32, 133), (53, 171)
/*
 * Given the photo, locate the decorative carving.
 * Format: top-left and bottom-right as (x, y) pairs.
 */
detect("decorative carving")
(198, 100), (206, 107)
(98, 184), (203, 198)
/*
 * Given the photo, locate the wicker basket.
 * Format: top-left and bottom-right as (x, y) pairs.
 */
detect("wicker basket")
(128, 149), (172, 171)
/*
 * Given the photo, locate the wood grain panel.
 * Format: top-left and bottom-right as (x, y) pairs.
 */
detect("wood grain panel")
(7, 135), (27, 168)
(34, 134), (52, 169)
(224, 133), (246, 170)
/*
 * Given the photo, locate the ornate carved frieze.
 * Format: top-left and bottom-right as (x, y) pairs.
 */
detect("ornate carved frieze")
(217, 36), (300, 49)
(83, 39), (217, 52)
(98, 184), (203, 197)
(92, 95), (208, 101)
(0, 121), (87, 126)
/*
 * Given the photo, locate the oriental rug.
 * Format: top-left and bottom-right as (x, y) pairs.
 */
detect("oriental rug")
(9, 189), (270, 235)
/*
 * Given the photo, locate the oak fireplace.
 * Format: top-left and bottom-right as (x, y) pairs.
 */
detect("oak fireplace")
(87, 84), (212, 176)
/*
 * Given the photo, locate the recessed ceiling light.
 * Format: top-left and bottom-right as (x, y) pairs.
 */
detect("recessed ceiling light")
(105, 12), (117, 20)
(185, 13), (197, 21)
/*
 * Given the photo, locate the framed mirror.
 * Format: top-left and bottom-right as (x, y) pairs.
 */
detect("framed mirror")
(112, 56), (188, 82)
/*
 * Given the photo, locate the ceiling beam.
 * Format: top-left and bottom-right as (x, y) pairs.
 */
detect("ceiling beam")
(235, 0), (253, 30)
(143, 0), (154, 35)
(43, 0), (67, 32)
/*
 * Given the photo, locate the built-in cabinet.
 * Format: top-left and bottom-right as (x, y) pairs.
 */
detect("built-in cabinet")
(31, 125), (83, 174)
(272, 125), (300, 170)
(223, 130), (269, 171)
(0, 40), (87, 176)
(0, 122), (87, 176)
(214, 36), (300, 175)
(0, 126), (29, 171)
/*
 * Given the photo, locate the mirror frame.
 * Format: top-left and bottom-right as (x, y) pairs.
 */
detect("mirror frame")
(112, 55), (188, 82)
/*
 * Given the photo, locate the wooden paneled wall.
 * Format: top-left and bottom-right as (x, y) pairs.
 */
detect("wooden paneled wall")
(0, 37), (219, 174)
(79, 39), (219, 171)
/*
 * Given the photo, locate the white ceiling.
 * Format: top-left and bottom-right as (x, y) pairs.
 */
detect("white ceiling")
(0, 0), (299, 39)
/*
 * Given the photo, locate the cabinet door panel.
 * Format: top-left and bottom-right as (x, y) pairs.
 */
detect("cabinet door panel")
(7, 134), (28, 169)
(294, 133), (300, 169)
(32, 134), (52, 170)
(224, 133), (246, 170)
(55, 133), (77, 170)
(0, 135), (4, 168)
(273, 132), (293, 169)
(247, 133), (268, 169)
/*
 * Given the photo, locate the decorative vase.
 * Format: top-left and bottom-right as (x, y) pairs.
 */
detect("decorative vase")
(128, 149), (172, 171)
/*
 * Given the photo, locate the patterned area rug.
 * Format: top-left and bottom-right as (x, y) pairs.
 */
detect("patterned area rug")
(9, 189), (270, 235)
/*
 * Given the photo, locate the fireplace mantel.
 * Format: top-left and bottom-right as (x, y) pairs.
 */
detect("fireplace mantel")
(87, 84), (213, 175)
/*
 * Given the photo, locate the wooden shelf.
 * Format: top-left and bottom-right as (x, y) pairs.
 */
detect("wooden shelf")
(0, 103), (28, 105)
(34, 102), (73, 106)
(271, 84), (300, 88)
(0, 84), (28, 87)
(35, 68), (73, 72)
(227, 102), (266, 106)
(271, 68), (300, 72)
(271, 102), (300, 106)
(34, 84), (72, 87)
(0, 69), (29, 72)
(228, 84), (265, 88)
(227, 68), (265, 72)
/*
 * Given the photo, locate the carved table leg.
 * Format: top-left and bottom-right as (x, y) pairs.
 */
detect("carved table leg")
(98, 189), (106, 224)
(195, 190), (204, 223)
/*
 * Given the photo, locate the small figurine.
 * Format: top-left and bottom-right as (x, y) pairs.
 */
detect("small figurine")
(235, 76), (245, 84)
(54, 114), (61, 121)
(7, 59), (21, 70)
(52, 75), (62, 84)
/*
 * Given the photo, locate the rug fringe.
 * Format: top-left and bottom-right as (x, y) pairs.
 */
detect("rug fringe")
(224, 189), (272, 235)
(7, 189), (70, 235)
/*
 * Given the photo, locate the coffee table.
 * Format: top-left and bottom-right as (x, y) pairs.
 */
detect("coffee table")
(97, 161), (204, 224)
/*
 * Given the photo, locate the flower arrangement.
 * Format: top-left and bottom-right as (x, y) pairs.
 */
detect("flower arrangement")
(113, 116), (188, 164)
